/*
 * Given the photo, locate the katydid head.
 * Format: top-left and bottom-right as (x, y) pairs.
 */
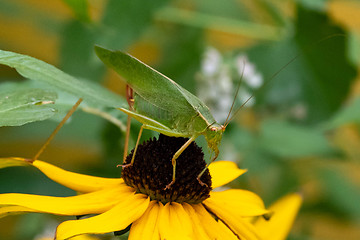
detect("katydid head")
(204, 123), (225, 159)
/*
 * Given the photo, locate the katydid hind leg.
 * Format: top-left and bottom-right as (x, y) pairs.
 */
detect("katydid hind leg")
(122, 115), (132, 165)
(165, 136), (197, 190)
(122, 85), (135, 165)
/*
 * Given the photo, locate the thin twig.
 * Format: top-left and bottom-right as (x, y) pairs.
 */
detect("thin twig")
(81, 106), (126, 132)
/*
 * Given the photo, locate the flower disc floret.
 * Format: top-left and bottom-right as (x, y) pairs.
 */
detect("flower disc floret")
(122, 134), (212, 204)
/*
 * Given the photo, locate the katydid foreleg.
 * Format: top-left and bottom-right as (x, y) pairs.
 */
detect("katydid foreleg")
(197, 151), (219, 185)
(165, 135), (197, 189)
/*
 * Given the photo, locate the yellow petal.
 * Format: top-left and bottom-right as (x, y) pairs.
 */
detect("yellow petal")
(203, 201), (262, 240)
(33, 160), (123, 193)
(0, 157), (31, 169)
(55, 193), (150, 240)
(0, 158), (123, 193)
(209, 161), (246, 188)
(68, 235), (101, 240)
(204, 189), (269, 217)
(182, 203), (210, 240)
(38, 235), (102, 240)
(129, 200), (161, 240)
(0, 185), (132, 215)
(192, 203), (238, 240)
(254, 193), (302, 240)
(217, 220), (241, 240)
(0, 205), (34, 218)
(158, 202), (193, 240)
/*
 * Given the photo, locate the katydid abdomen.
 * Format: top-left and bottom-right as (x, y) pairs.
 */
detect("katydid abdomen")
(133, 91), (214, 135)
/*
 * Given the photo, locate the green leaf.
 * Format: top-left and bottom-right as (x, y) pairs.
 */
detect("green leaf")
(0, 80), (127, 131)
(259, 119), (333, 158)
(156, 27), (203, 93)
(319, 168), (360, 220)
(0, 49), (126, 109)
(247, 3), (356, 123)
(0, 158), (31, 169)
(62, 0), (90, 22)
(0, 88), (57, 127)
(294, 4), (356, 122)
(297, 0), (328, 11)
(59, 21), (101, 82)
(349, 32), (360, 66)
(322, 97), (360, 130)
(100, 0), (169, 48)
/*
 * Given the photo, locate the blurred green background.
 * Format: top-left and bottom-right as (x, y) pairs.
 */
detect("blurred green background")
(1, 0), (360, 239)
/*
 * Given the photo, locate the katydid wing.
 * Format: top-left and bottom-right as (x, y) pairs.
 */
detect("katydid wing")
(95, 46), (225, 188)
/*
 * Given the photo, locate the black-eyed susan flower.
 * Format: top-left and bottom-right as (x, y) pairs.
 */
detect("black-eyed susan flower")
(0, 135), (299, 240)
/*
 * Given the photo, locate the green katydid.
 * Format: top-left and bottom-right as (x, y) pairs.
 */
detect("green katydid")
(95, 46), (240, 189)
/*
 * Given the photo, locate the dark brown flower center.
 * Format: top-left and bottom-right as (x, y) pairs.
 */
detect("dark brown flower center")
(122, 134), (212, 204)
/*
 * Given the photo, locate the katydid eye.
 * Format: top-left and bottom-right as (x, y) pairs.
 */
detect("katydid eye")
(210, 127), (217, 131)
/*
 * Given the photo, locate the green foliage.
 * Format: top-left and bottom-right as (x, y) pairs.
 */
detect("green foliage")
(323, 97), (360, 130)
(59, 21), (101, 81)
(100, 0), (168, 48)
(319, 168), (360, 221)
(297, 0), (328, 11)
(59, 0), (170, 81)
(0, 50), (126, 109)
(295, 4), (356, 122)
(0, 88), (57, 127)
(247, 4), (356, 124)
(259, 119), (333, 158)
(62, 0), (90, 22)
(156, 27), (203, 93)
(349, 32), (360, 65)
